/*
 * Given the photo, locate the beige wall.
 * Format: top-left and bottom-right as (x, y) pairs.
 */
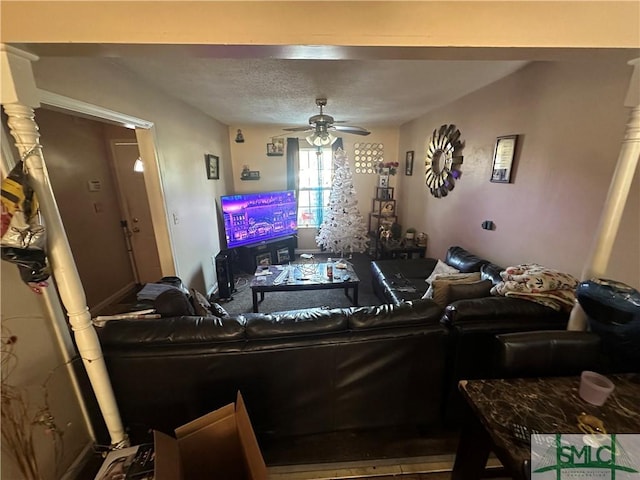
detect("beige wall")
(397, 59), (639, 288)
(32, 57), (233, 295)
(1, 261), (90, 480)
(229, 125), (399, 250)
(35, 108), (136, 308)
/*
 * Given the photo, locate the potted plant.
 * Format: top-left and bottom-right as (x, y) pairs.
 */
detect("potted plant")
(405, 227), (416, 240)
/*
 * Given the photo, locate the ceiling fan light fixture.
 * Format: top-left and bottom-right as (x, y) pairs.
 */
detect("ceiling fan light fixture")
(306, 131), (336, 147)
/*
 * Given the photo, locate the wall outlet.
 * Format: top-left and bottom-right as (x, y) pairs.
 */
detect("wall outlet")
(172, 212), (179, 225)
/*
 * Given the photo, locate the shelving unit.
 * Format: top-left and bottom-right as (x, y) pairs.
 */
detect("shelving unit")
(367, 186), (397, 258)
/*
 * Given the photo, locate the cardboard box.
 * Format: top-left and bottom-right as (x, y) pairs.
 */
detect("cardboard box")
(154, 391), (267, 480)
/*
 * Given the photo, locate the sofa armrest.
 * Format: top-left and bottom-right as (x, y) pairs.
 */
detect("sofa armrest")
(495, 330), (602, 377)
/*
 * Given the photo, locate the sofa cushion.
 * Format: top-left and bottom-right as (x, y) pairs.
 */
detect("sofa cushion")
(245, 308), (348, 338)
(424, 272), (482, 306)
(97, 315), (246, 347)
(445, 246), (489, 273)
(348, 300), (443, 329)
(448, 279), (494, 303)
(425, 259), (460, 285)
(481, 262), (504, 284)
(154, 289), (195, 317)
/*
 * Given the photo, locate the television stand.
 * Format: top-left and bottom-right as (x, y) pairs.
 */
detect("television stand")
(237, 235), (296, 273)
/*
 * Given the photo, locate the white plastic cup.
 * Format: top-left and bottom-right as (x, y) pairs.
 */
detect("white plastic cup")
(579, 371), (615, 406)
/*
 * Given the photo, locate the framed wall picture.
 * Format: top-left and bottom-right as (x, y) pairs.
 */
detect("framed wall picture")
(255, 252), (272, 267)
(205, 154), (219, 180)
(272, 138), (285, 154)
(276, 247), (290, 264)
(267, 138), (285, 156)
(405, 150), (414, 176)
(490, 135), (518, 183)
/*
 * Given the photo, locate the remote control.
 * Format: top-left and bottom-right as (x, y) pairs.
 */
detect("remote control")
(511, 423), (547, 447)
(273, 269), (289, 285)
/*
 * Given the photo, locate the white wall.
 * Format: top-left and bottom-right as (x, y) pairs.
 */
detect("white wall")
(228, 125), (400, 250)
(397, 59), (639, 288)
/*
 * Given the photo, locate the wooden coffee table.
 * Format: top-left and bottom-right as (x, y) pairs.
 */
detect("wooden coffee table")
(249, 262), (359, 312)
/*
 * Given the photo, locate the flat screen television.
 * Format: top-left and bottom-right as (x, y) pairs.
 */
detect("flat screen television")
(220, 190), (298, 249)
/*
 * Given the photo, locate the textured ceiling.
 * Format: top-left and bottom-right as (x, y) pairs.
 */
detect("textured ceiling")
(109, 57), (529, 128)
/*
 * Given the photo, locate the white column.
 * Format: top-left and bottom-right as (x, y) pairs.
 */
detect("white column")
(1, 45), (127, 447)
(567, 58), (640, 330)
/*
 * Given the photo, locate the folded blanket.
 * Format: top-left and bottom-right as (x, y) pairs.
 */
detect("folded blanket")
(491, 263), (578, 312)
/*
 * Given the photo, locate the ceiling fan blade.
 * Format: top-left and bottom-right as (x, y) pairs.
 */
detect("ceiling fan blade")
(333, 125), (371, 136)
(283, 126), (313, 132)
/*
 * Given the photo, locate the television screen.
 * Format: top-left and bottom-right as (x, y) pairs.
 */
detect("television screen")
(220, 190), (298, 249)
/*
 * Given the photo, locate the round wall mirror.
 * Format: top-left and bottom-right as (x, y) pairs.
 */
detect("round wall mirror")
(425, 124), (464, 198)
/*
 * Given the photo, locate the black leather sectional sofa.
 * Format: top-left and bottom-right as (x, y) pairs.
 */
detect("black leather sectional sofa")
(90, 246), (569, 447)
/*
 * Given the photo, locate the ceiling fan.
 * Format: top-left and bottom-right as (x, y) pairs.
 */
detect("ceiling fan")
(283, 98), (371, 146)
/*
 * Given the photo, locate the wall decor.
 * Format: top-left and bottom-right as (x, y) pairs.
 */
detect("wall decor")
(267, 137), (284, 156)
(425, 124), (464, 198)
(353, 142), (384, 174)
(405, 150), (414, 176)
(378, 167), (390, 188)
(205, 153), (219, 180)
(240, 165), (260, 181)
(235, 129), (245, 143)
(490, 135), (518, 183)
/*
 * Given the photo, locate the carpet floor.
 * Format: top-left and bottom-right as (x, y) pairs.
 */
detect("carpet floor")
(218, 252), (383, 315)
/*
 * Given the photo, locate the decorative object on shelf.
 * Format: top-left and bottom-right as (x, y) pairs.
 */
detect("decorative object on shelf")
(380, 201), (395, 216)
(416, 232), (428, 247)
(205, 153), (220, 180)
(404, 227), (416, 240)
(490, 135), (518, 183)
(378, 167), (390, 188)
(390, 222), (402, 240)
(376, 161), (399, 176)
(353, 142), (384, 174)
(240, 165), (260, 180)
(405, 151), (414, 176)
(425, 124), (464, 198)
(235, 129), (245, 143)
(315, 148), (369, 256)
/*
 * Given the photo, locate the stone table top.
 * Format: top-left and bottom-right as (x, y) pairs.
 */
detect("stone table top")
(458, 374), (640, 476)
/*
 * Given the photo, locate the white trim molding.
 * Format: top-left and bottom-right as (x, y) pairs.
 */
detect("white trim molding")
(38, 89), (153, 129)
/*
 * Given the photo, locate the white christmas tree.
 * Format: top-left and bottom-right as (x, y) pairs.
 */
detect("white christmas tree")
(316, 148), (369, 256)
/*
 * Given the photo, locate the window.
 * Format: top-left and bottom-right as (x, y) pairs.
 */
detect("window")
(297, 148), (333, 228)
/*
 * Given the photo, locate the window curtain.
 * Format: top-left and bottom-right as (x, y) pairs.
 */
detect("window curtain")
(286, 137), (299, 191)
(286, 138), (300, 247)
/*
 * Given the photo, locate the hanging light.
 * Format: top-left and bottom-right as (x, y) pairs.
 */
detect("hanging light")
(306, 125), (337, 147)
(133, 157), (144, 172)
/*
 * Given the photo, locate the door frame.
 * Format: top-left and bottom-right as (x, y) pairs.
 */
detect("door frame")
(38, 89), (176, 277)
